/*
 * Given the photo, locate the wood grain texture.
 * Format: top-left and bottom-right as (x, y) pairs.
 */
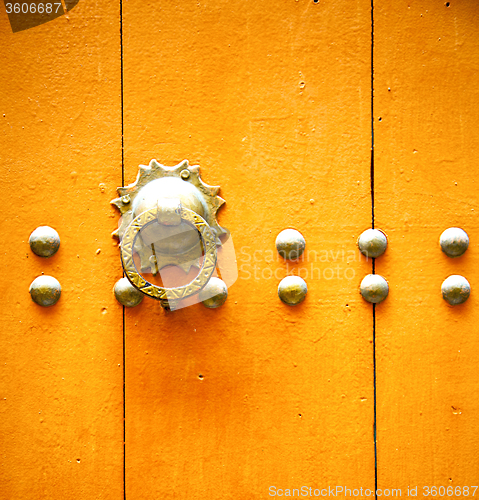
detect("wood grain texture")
(122, 0), (374, 498)
(0, 3), (124, 498)
(375, 0), (479, 491)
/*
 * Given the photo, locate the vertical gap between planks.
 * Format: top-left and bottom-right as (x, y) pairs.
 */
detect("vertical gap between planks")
(373, 300), (377, 499)
(371, 0), (378, 498)
(122, 306), (126, 500)
(120, 0), (125, 188)
(120, 0), (126, 498)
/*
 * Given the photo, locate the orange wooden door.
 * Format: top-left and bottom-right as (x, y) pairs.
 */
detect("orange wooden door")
(2, 1), (479, 499)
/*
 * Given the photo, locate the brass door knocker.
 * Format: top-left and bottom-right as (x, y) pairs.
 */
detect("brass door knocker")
(111, 159), (228, 309)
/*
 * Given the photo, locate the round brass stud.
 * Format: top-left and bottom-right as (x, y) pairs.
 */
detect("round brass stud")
(441, 275), (471, 305)
(278, 276), (308, 306)
(199, 277), (228, 308)
(29, 275), (62, 307)
(114, 277), (144, 307)
(360, 274), (389, 304)
(358, 228), (387, 258)
(29, 226), (60, 258)
(180, 169), (191, 180)
(440, 227), (469, 258)
(275, 229), (306, 260)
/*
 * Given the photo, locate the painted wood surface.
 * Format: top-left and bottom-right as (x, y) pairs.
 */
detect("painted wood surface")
(121, 0), (374, 498)
(375, 0), (479, 493)
(0, 3), (124, 498)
